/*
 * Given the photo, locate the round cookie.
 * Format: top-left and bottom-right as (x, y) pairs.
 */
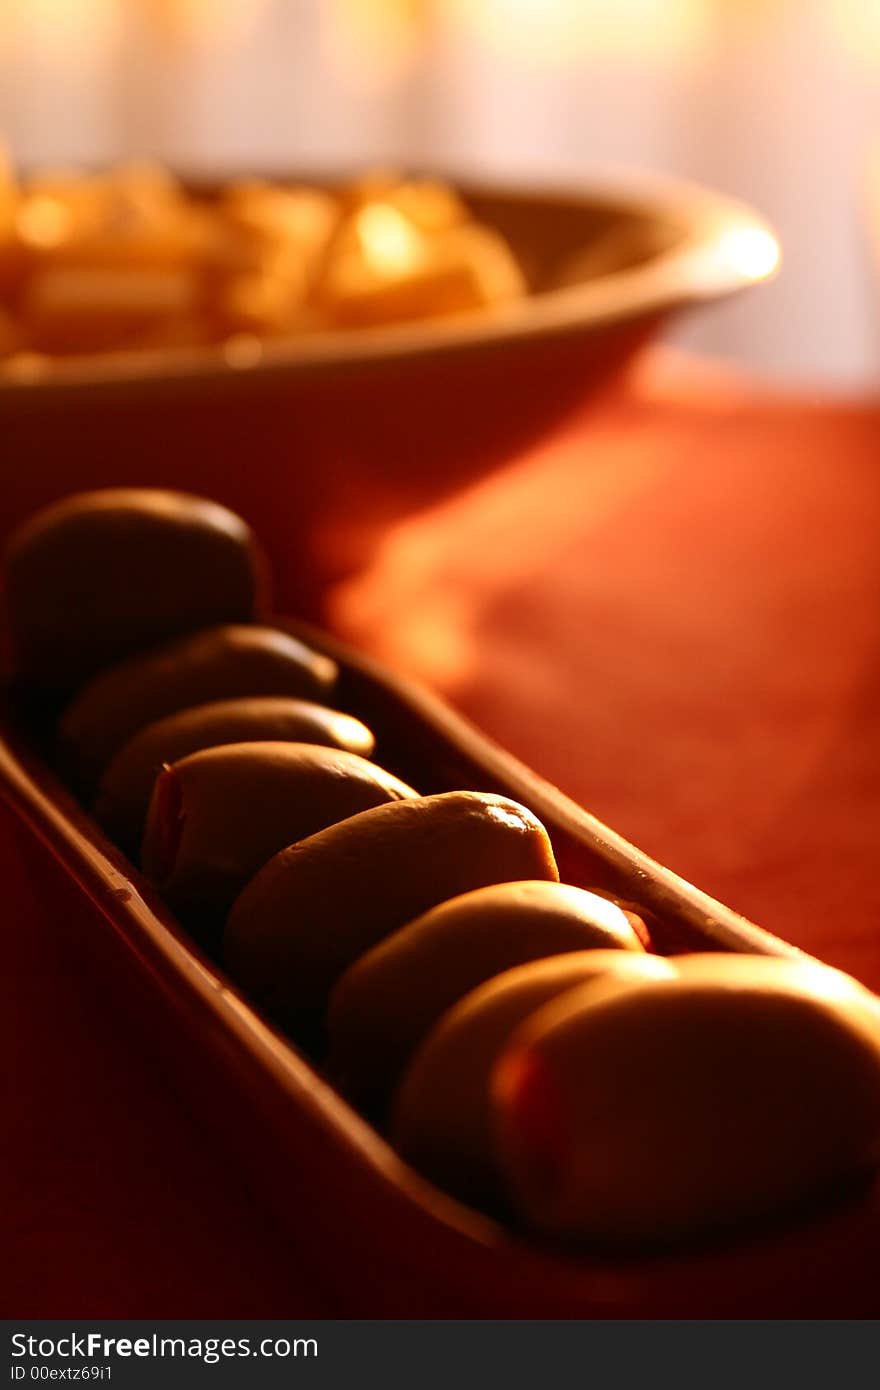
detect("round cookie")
(60, 624), (338, 788)
(4, 488), (267, 694)
(328, 882), (645, 1111)
(141, 741), (415, 947)
(494, 954), (880, 1246)
(224, 791), (559, 1036)
(392, 948), (676, 1205)
(95, 695), (375, 853)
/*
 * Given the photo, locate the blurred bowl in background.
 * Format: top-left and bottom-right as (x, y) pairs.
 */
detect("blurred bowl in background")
(0, 170), (777, 615)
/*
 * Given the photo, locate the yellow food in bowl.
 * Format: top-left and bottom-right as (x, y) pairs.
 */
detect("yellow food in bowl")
(0, 151), (526, 365)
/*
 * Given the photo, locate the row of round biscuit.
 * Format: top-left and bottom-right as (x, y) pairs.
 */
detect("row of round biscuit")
(6, 487), (880, 1250)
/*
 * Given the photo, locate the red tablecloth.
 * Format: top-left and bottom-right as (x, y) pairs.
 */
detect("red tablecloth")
(6, 353), (880, 1315)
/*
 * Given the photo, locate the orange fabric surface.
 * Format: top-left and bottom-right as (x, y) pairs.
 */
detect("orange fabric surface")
(327, 354), (880, 990)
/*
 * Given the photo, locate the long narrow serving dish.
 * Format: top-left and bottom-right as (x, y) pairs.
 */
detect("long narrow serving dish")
(3, 616), (878, 1317)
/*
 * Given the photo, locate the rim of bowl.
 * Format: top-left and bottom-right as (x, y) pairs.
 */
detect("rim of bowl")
(0, 166), (779, 402)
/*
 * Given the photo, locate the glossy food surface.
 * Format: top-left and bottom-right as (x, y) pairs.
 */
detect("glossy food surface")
(59, 624), (338, 788)
(141, 741), (416, 936)
(495, 955), (880, 1245)
(224, 791), (559, 1031)
(327, 882), (644, 1108)
(4, 488), (267, 693)
(392, 949), (676, 1206)
(95, 695), (376, 853)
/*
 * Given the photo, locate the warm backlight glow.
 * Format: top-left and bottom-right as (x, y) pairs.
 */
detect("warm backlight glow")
(717, 226), (780, 282)
(133, 0), (271, 49)
(324, 0), (429, 87)
(684, 224), (779, 296)
(356, 203), (426, 276)
(447, 0), (714, 65)
(0, 0), (118, 61)
(826, 0), (880, 67)
(15, 195), (74, 249)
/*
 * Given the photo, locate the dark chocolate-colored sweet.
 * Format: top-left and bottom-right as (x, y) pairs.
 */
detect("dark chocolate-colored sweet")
(141, 741), (416, 948)
(95, 696), (376, 854)
(4, 488), (268, 696)
(328, 882), (644, 1111)
(59, 624), (338, 789)
(224, 791), (559, 1035)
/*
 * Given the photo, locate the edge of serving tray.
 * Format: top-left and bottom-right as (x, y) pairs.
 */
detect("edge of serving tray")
(3, 615), (879, 1317)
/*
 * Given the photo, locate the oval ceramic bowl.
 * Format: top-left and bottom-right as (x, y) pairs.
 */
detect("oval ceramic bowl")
(0, 171), (777, 611)
(3, 616), (879, 1319)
